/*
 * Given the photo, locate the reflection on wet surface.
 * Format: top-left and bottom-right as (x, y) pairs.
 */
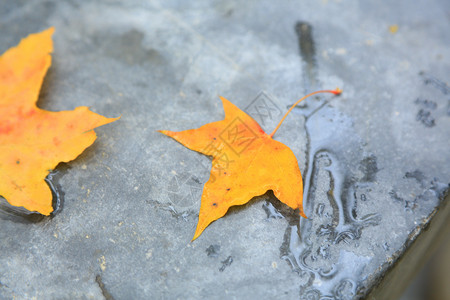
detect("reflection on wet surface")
(276, 100), (381, 298)
(0, 167), (65, 223)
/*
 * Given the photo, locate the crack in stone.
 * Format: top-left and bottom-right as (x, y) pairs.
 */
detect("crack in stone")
(96, 274), (115, 300)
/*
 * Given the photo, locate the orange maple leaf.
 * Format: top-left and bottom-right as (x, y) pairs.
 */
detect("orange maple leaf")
(160, 90), (340, 240)
(0, 28), (119, 215)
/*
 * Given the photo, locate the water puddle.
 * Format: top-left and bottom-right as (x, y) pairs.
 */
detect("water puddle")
(273, 102), (381, 297)
(0, 165), (65, 223)
(271, 21), (383, 298)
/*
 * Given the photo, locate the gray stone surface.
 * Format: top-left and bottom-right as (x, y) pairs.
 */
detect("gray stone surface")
(0, 0), (449, 299)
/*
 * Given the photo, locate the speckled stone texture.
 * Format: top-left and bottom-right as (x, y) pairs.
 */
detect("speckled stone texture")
(0, 1), (449, 299)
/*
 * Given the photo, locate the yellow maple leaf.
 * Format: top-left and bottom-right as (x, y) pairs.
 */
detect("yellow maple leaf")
(0, 28), (119, 215)
(160, 89), (341, 240)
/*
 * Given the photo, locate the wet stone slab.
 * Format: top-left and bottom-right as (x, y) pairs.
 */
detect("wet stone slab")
(0, 0), (449, 299)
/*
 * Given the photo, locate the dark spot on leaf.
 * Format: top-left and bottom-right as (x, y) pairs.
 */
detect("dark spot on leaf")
(226, 188), (230, 191)
(212, 203), (217, 206)
(16, 160), (20, 164)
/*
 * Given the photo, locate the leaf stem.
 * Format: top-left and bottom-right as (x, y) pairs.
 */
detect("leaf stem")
(269, 88), (342, 138)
